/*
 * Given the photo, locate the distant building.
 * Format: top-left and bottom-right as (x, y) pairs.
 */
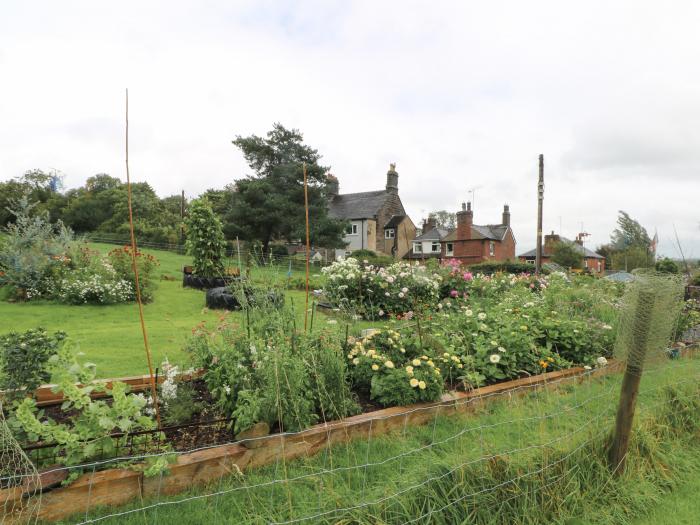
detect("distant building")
(406, 202), (516, 264)
(327, 164), (416, 259)
(518, 231), (605, 274)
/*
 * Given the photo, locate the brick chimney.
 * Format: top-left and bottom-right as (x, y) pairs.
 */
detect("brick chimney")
(386, 163), (398, 194)
(423, 217), (437, 233)
(456, 201), (473, 240)
(544, 231), (560, 256)
(502, 204), (510, 227)
(326, 174), (339, 200)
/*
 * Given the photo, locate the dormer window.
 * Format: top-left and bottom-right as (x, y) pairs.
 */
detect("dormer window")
(385, 228), (395, 239)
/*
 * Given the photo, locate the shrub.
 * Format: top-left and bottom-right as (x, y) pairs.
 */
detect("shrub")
(0, 328), (66, 401)
(322, 258), (441, 319)
(351, 249), (394, 267)
(466, 260), (539, 275)
(184, 198), (226, 277)
(107, 245), (160, 302)
(655, 257), (679, 274)
(0, 197), (73, 299)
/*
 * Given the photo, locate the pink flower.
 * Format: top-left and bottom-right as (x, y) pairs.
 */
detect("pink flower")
(530, 283), (535, 289)
(450, 290), (459, 298)
(462, 272), (473, 281)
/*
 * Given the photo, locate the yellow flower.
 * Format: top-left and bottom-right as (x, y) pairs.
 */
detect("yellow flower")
(412, 359), (421, 367)
(352, 358), (360, 365)
(457, 363), (463, 369)
(406, 365), (414, 375)
(400, 347), (406, 353)
(410, 378), (419, 388)
(427, 360), (435, 367)
(371, 364), (379, 371)
(520, 325), (528, 331)
(418, 381), (427, 390)
(384, 360), (395, 369)
(434, 368), (441, 375)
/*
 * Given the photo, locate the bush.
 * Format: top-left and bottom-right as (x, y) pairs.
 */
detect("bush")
(655, 257), (680, 274)
(107, 245), (160, 302)
(351, 249), (394, 268)
(466, 260), (538, 275)
(0, 328), (66, 401)
(0, 197), (73, 299)
(184, 198), (226, 277)
(322, 258), (441, 319)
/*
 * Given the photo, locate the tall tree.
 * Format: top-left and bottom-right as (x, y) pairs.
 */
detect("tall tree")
(228, 123), (347, 253)
(611, 211), (651, 250)
(551, 241), (584, 269)
(429, 210), (457, 229)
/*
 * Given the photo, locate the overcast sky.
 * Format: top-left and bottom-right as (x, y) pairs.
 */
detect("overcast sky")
(1, 1), (699, 257)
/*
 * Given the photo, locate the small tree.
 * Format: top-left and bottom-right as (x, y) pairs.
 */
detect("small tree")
(184, 198), (226, 277)
(551, 241), (583, 269)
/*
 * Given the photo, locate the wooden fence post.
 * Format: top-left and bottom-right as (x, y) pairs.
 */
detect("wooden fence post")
(608, 289), (655, 475)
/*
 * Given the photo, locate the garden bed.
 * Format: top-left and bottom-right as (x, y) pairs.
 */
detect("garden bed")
(1, 362), (622, 524)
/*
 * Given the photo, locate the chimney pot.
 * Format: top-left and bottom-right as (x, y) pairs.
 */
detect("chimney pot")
(386, 163), (399, 194)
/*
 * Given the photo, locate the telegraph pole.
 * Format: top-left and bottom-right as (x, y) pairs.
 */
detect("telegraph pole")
(535, 154), (544, 274)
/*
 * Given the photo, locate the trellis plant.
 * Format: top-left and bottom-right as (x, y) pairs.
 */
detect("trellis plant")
(184, 198), (227, 277)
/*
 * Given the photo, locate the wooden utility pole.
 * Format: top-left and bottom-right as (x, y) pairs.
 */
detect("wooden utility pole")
(180, 190), (185, 246)
(608, 289), (655, 475)
(535, 154), (544, 274)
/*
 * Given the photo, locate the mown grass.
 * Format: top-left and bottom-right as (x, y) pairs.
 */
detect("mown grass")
(63, 354), (700, 525)
(0, 243), (372, 378)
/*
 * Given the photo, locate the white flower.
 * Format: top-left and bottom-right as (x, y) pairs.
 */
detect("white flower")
(384, 360), (394, 369)
(224, 384), (232, 395)
(584, 365), (592, 370)
(405, 365), (414, 375)
(371, 364), (379, 371)
(465, 309), (473, 317)
(326, 319), (338, 325)
(498, 346), (506, 353)
(596, 356), (608, 367)
(401, 287), (408, 293)
(398, 292), (405, 298)
(478, 312), (487, 320)
(378, 310), (385, 316)
(410, 378), (419, 388)
(489, 354), (501, 364)
(418, 381), (427, 390)
(385, 292), (390, 297)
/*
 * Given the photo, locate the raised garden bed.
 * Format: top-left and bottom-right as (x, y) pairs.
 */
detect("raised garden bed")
(1, 363), (625, 524)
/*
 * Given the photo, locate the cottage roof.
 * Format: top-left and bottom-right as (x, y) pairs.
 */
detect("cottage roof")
(328, 190), (391, 220)
(440, 224), (509, 242)
(414, 226), (450, 241)
(518, 237), (604, 259)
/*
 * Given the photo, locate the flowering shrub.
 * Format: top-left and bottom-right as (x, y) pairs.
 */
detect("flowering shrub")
(107, 246), (159, 303)
(322, 258), (441, 319)
(346, 330), (447, 406)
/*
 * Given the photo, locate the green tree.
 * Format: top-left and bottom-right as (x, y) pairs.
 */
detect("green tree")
(228, 123), (347, 253)
(611, 211), (651, 250)
(184, 198), (226, 276)
(611, 245), (653, 271)
(551, 241), (584, 269)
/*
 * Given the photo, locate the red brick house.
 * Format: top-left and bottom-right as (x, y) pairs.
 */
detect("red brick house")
(518, 232), (606, 275)
(440, 202), (516, 263)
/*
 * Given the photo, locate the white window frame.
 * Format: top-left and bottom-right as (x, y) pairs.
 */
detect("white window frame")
(526, 259), (535, 264)
(446, 242), (454, 256)
(385, 228), (395, 239)
(413, 242), (423, 253)
(431, 241), (441, 253)
(489, 241), (495, 256)
(597, 260), (601, 272)
(346, 223), (358, 236)
(584, 259), (589, 268)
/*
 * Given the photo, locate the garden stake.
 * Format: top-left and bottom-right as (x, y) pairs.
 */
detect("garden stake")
(246, 306), (251, 341)
(303, 162), (311, 332)
(124, 88), (161, 429)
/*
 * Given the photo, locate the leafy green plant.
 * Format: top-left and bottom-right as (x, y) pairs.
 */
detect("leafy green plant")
(107, 245), (160, 303)
(184, 198), (226, 277)
(10, 341), (159, 472)
(0, 328), (66, 401)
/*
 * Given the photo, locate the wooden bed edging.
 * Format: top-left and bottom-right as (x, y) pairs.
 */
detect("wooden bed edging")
(1, 363), (623, 524)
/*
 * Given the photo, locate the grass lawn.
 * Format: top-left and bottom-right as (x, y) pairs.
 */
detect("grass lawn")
(0, 243), (373, 378)
(66, 354), (700, 524)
